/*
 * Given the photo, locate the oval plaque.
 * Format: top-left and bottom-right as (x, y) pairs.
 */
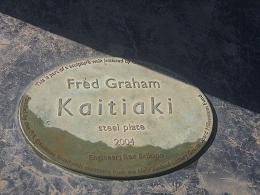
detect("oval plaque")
(18, 57), (213, 179)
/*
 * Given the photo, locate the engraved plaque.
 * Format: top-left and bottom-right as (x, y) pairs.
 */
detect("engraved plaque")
(18, 57), (213, 179)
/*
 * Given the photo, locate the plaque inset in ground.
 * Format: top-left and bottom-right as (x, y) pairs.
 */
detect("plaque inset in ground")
(18, 57), (213, 179)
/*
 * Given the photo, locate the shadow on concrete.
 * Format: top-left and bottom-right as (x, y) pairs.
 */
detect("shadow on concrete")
(0, 0), (259, 113)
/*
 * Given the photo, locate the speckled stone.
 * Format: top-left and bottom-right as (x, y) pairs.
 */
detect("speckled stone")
(0, 1), (259, 194)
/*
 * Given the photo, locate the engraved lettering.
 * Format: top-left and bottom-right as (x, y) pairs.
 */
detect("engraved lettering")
(122, 99), (127, 115)
(106, 78), (117, 88)
(108, 101), (116, 115)
(133, 102), (144, 114)
(151, 97), (163, 114)
(98, 99), (103, 115)
(80, 103), (91, 115)
(92, 79), (99, 88)
(67, 78), (74, 89)
(168, 98), (173, 114)
(105, 78), (160, 89)
(58, 98), (73, 116)
(83, 78), (90, 88)
(148, 81), (160, 88)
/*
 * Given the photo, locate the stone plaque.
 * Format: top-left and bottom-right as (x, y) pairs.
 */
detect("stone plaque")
(18, 57), (213, 179)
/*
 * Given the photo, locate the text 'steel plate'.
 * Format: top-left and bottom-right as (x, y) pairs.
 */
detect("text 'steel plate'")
(18, 57), (213, 179)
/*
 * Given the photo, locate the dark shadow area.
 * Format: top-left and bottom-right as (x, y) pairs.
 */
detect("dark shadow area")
(0, 0), (259, 113)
